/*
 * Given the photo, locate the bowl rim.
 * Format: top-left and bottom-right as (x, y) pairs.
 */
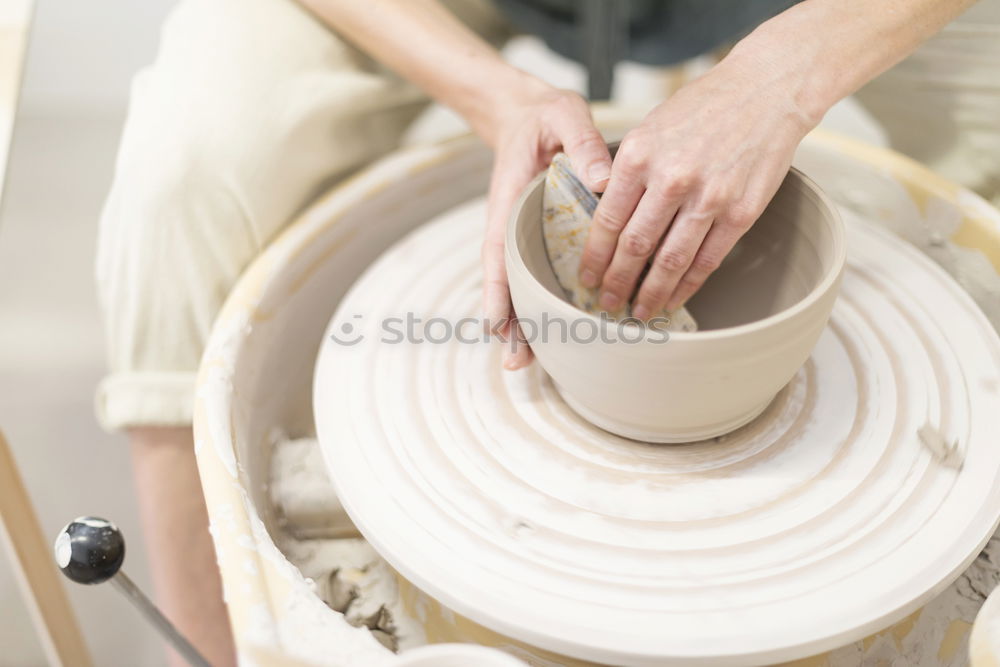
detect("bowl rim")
(505, 165), (847, 342)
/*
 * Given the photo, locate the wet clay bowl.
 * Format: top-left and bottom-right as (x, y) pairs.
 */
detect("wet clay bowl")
(506, 166), (846, 443)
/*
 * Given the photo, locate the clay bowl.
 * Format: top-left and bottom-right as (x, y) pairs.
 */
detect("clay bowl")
(506, 166), (846, 443)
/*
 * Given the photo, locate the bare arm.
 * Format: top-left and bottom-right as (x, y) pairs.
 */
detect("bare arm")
(578, 0), (977, 318)
(748, 0), (979, 121)
(296, 0), (521, 142)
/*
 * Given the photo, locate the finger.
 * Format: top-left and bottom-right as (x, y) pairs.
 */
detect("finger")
(632, 207), (713, 319)
(502, 320), (535, 370)
(481, 234), (511, 334)
(595, 188), (682, 314)
(577, 172), (645, 289)
(665, 222), (743, 311)
(660, 170), (778, 312)
(555, 105), (612, 192)
(483, 152), (538, 332)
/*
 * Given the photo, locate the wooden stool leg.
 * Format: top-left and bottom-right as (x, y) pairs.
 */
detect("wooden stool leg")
(0, 429), (92, 667)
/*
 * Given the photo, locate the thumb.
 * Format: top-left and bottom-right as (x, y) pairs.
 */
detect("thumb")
(483, 150), (536, 332)
(559, 114), (612, 193)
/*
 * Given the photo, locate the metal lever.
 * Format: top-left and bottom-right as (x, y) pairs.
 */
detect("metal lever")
(54, 517), (212, 667)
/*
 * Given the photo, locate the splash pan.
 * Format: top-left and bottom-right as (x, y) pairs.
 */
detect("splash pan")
(314, 196), (1000, 665)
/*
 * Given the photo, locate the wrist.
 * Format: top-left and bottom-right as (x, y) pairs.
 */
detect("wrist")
(456, 66), (552, 147)
(723, 18), (839, 132)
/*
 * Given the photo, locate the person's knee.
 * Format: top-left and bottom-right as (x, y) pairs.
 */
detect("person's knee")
(100, 122), (254, 283)
(97, 0), (430, 375)
(95, 104), (260, 377)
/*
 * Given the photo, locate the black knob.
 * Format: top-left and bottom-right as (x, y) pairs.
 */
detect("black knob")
(54, 517), (125, 585)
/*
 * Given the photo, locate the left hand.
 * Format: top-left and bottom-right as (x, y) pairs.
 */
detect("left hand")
(577, 55), (821, 319)
(481, 77), (612, 370)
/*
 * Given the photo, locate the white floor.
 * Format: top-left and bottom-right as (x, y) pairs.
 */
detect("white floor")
(0, 2), (886, 666)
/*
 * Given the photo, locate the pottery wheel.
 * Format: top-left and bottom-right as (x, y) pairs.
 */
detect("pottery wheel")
(315, 198), (1000, 666)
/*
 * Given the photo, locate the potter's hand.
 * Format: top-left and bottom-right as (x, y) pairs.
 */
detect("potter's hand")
(575, 0), (976, 319)
(577, 58), (814, 319)
(483, 79), (611, 369)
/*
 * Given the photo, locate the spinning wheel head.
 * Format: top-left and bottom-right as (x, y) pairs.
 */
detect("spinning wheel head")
(315, 197), (1000, 664)
(54, 517), (125, 585)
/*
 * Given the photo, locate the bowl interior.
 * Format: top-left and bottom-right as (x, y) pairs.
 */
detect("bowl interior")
(516, 169), (840, 331)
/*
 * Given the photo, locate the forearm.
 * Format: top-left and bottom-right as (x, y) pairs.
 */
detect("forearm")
(295, 0), (538, 144)
(724, 0), (977, 125)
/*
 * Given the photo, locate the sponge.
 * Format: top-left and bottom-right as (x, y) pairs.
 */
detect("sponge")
(541, 152), (697, 331)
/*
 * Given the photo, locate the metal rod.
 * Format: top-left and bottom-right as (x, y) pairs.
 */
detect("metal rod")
(111, 572), (212, 667)
(580, 0), (627, 101)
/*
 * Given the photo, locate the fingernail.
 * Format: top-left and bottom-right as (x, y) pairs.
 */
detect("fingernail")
(599, 291), (620, 311)
(588, 162), (611, 185)
(633, 304), (650, 321)
(580, 269), (598, 288)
